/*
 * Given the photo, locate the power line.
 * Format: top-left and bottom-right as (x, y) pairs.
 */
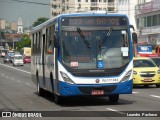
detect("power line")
(0, 0), (50, 6)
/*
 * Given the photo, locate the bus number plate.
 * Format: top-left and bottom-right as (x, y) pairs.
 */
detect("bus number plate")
(92, 90), (104, 95)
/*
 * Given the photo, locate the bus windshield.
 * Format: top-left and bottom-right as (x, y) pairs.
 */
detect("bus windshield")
(61, 28), (130, 69)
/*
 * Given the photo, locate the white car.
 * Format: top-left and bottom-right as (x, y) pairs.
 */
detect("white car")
(13, 54), (24, 66)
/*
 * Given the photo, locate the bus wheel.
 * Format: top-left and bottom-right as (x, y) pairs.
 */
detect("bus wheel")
(156, 84), (160, 88)
(54, 95), (62, 104)
(109, 94), (119, 103)
(37, 80), (44, 96)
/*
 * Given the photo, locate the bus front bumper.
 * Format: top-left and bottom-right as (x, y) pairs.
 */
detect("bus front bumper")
(58, 80), (133, 96)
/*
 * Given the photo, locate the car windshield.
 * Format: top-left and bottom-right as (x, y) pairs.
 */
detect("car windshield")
(8, 52), (15, 57)
(150, 58), (160, 66)
(133, 59), (156, 68)
(15, 56), (23, 60)
(25, 56), (31, 59)
(61, 28), (130, 69)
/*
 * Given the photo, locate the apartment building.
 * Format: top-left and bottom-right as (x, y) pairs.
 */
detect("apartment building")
(135, 0), (160, 44)
(10, 21), (17, 31)
(116, 0), (138, 30)
(0, 19), (6, 30)
(50, 0), (116, 18)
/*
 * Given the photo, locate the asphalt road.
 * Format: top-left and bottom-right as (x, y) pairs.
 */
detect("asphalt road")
(0, 58), (160, 120)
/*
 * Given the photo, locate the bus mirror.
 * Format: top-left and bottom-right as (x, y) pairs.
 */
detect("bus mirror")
(132, 32), (137, 44)
(54, 32), (58, 48)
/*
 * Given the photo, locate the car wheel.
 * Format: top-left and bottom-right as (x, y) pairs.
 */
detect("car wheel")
(144, 85), (149, 88)
(109, 94), (119, 103)
(156, 84), (160, 88)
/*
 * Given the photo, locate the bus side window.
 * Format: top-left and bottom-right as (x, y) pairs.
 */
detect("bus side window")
(47, 26), (54, 54)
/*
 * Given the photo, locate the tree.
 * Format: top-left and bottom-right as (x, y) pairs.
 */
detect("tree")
(16, 34), (31, 51)
(32, 17), (49, 27)
(0, 31), (5, 39)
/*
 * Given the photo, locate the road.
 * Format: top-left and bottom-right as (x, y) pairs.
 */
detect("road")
(0, 58), (160, 120)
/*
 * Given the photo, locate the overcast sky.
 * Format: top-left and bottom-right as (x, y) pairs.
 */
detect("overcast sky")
(0, 0), (50, 27)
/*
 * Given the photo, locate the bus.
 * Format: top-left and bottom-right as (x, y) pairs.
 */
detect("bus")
(20, 47), (31, 56)
(0, 49), (8, 57)
(31, 11), (137, 104)
(20, 47), (31, 63)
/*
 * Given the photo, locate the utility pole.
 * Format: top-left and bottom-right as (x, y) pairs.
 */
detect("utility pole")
(13, 35), (14, 51)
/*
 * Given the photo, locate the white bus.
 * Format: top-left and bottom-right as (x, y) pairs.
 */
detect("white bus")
(31, 12), (137, 104)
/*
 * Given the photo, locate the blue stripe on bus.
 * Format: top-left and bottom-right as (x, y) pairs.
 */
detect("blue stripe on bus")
(58, 80), (132, 96)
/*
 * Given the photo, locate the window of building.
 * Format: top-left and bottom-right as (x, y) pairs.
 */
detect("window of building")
(147, 16), (152, 27)
(86, 0), (88, 2)
(103, 8), (106, 10)
(99, 0), (102, 2)
(85, 7), (88, 11)
(108, 0), (113, 2)
(159, 14), (160, 25)
(153, 15), (157, 26)
(78, 0), (81, 2)
(136, 18), (139, 29)
(104, 0), (107, 2)
(143, 17), (147, 27)
(53, 5), (57, 9)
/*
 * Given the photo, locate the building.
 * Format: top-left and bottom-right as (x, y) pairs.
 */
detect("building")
(0, 19), (6, 30)
(10, 21), (17, 31)
(135, 0), (160, 44)
(50, 0), (116, 18)
(17, 17), (23, 34)
(116, 0), (138, 30)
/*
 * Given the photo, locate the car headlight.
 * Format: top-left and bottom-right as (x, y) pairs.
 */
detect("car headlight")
(157, 70), (160, 74)
(120, 70), (132, 83)
(60, 71), (75, 84)
(133, 70), (137, 75)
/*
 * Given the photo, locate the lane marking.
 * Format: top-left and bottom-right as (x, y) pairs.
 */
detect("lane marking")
(25, 83), (31, 86)
(5, 76), (9, 78)
(0, 63), (31, 74)
(150, 95), (160, 99)
(17, 80), (22, 83)
(1, 74), (4, 76)
(11, 78), (15, 80)
(106, 108), (125, 114)
(132, 91), (139, 94)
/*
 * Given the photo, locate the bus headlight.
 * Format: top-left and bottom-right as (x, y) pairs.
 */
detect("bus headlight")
(60, 71), (75, 84)
(120, 70), (132, 83)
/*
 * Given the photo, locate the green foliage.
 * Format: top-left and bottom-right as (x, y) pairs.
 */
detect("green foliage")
(16, 34), (31, 51)
(32, 17), (49, 27)
(0, 31), (5, 39)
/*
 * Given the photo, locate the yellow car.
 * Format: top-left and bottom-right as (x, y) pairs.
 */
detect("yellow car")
(133, 57), (160, 88)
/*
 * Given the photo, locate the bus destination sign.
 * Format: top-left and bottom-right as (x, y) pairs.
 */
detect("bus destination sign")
(61, 17), (127, 26)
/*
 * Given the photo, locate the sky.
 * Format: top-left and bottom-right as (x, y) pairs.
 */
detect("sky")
(0, 0), (50, 27)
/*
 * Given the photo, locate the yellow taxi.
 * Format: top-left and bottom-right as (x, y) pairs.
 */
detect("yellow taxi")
(133, 57), (160, 88)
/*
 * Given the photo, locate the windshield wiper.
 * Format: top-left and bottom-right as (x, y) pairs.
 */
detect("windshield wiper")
(77, 27), (90, 49)
(100, 27), (112, 48)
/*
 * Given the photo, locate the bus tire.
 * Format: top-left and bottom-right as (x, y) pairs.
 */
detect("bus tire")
(37, 76), (45, 96)
(54, 95), (62, 104)
(109, 94), (119, 103)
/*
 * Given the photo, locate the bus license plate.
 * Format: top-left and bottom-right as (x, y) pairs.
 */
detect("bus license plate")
(144, 79), (152, 82)
(92, 90), (104, 95)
